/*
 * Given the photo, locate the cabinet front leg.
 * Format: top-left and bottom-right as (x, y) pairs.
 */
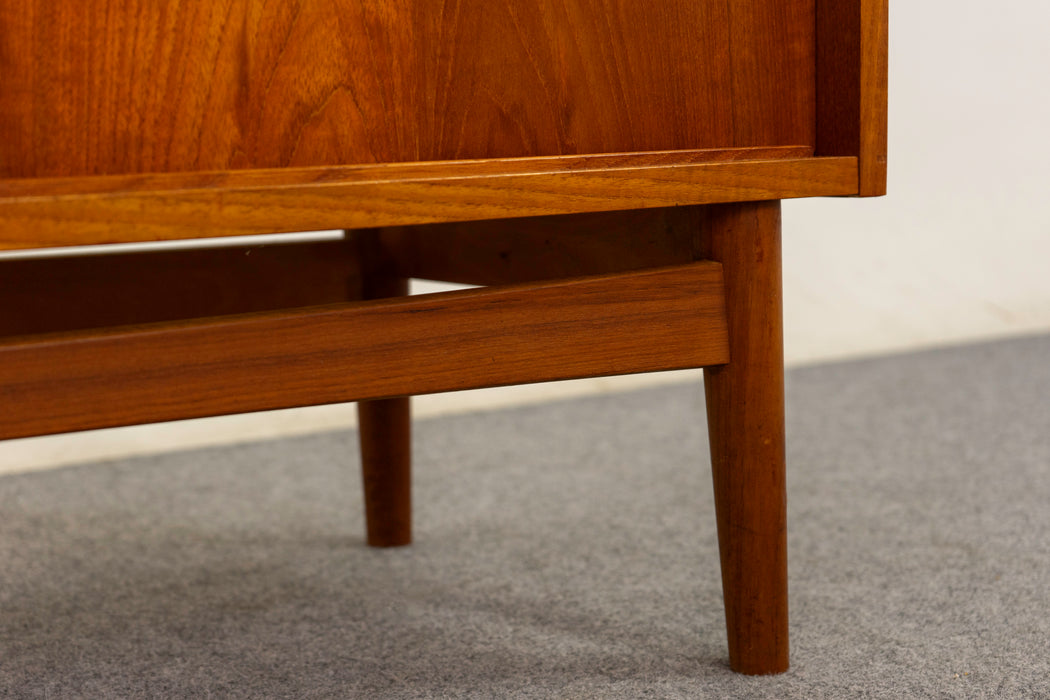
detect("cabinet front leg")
(697, 201), (788, 674)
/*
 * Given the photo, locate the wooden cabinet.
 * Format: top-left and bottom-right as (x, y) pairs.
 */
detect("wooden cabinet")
(0, 0), (887, 675)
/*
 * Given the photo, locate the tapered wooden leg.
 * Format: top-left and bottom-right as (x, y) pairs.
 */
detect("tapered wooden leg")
(358, 395), (412, 547)
(696, 201), (788, 674)
(353, 234), (412, 547)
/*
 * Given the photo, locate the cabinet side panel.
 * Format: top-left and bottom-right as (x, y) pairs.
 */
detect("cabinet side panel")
(816, 0), (861, 158)
(816, 0), (887, 195)
(728, 0), (816, 149)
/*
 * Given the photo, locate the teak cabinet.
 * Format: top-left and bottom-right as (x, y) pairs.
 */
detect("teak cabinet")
(0, 0), (887, 674)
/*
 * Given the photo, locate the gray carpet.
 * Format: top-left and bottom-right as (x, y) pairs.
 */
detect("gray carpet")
(2, 335), (1049, 698)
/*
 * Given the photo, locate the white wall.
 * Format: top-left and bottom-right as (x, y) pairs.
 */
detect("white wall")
(4, 0), (1049, 472)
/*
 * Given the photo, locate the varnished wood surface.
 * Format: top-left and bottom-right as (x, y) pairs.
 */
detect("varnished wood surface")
(0, 240), (355, 336)
(696, 202), (788, 674)
(815, 0), (888, 195)
(0, 147), (808, 198)
(358, 397), (413, 548)
(0, 1), (814, 179)
(0, 263), (729, 439)
(0, 151), (857, 250)
(728, 1), (815, 147)
(859, 0), (889, 196)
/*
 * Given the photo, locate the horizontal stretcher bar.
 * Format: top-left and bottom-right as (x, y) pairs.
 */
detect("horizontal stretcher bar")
(0, 262), (729, 439)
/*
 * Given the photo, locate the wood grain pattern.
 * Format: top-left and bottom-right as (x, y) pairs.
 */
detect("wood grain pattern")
(0, 151), (858, 251)
(728, 0), (815, 147)
(859, 0), (889, 196)
(0, 147), (809, 199)
(0, 239), (356, 336)
(0, 262), (729, 440)
(0, 0), (814, 180)
(815, 0), (888, 195)
(695, 202), (788, 674)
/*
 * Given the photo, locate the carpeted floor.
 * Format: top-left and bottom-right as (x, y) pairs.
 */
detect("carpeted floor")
(2, 334), (1049, 698)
